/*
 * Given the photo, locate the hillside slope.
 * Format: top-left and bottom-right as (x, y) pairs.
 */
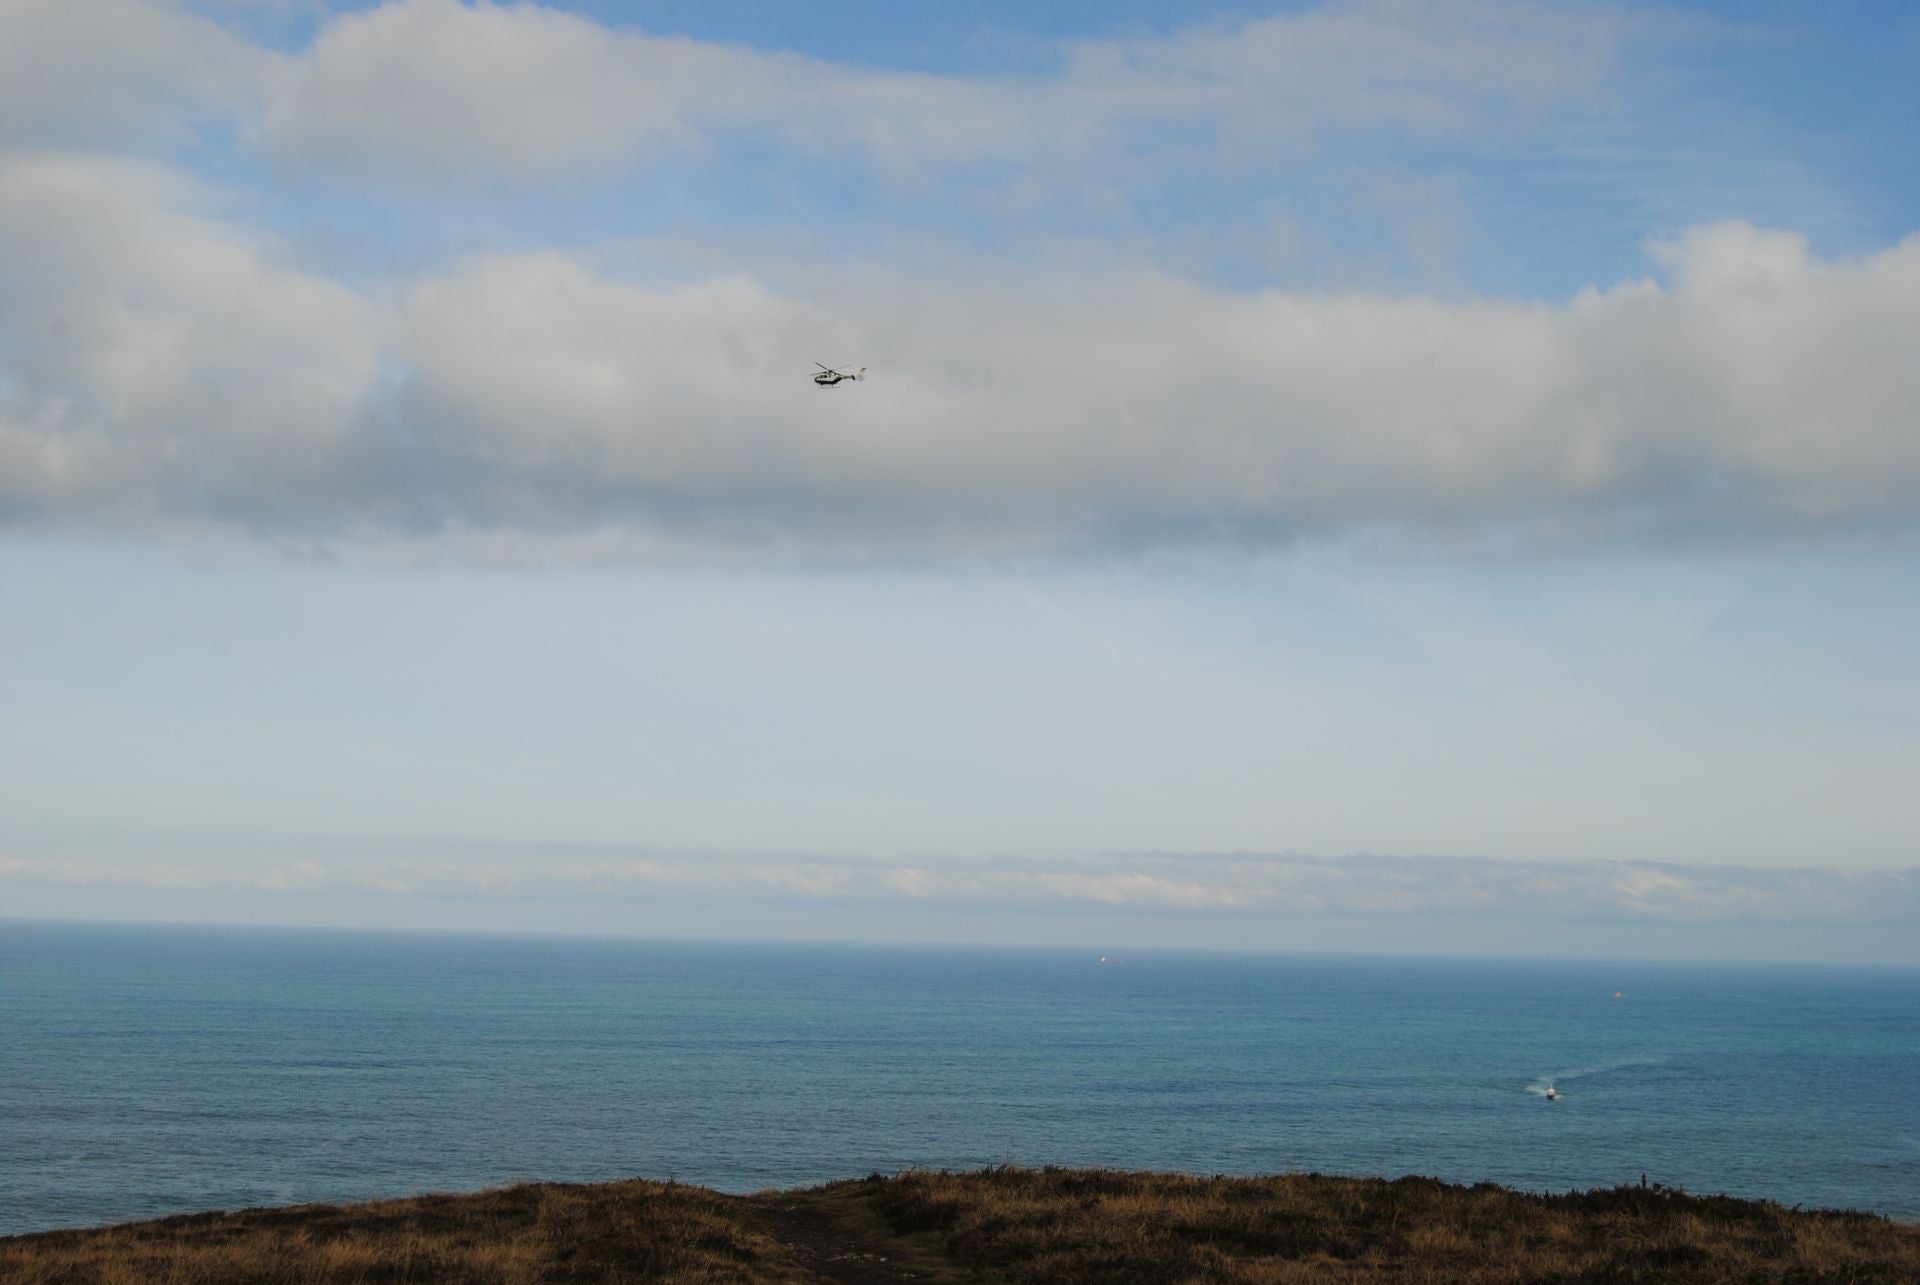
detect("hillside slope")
(4, 1167), (1916, 1283)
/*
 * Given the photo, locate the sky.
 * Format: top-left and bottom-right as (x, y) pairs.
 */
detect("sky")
(1, 0), (1917, 961)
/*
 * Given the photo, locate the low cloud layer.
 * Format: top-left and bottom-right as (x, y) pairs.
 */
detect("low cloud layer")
(2, 146), (1916, 556)
(3, 850), (1914, 928)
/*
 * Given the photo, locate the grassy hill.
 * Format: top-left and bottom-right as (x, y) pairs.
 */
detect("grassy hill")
(4, 1167), (1916, 1283)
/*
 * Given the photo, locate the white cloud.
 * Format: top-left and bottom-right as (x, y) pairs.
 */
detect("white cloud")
(0, 0), (1659, 180)
(0, 4), (1913, 557)
(315, 221), (1920, 554)
(0, 0), (262, 147)
(2, 848), (1914, 927)
(263, 0), (793, 176)
(1057, 0), (1632, 138)
(2, 145), (1917, 555)
(0, 152), (380, 531)
(255, 0), (1640, 179)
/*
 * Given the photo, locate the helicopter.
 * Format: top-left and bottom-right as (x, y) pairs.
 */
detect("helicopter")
(812, 363), (866, 387)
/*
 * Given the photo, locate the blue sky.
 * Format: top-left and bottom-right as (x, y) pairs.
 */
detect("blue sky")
(1, 0), (1916, 960)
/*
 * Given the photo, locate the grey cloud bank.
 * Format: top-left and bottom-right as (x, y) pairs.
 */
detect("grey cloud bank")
(3, 850), (1914, 930)
(3, 148), (1917, 559)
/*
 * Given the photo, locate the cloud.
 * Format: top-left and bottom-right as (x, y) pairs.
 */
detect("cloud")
(263, 0), (795, 177)
(254, 0), (1639, 180)
(0, 0), (1645, 192)
(2, 142), (1917, 556)
(0, 0), (262, 147)
(0, 152), (381, 531)
(1055, 0), (1634, 140)
(2, 847), (1914, 927)
(0, 4), (1912, 558)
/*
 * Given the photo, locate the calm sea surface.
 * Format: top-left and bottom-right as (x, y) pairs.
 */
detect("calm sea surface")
(2, 919), (1916, 1235)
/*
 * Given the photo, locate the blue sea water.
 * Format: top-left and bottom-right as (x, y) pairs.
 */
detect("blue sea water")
(2, 919), (1916, 1236)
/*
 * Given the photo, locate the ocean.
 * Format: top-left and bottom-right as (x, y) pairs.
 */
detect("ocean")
(2, 918), (1915, 1236)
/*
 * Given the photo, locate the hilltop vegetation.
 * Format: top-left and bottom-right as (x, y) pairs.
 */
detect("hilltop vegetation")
(0, 1180), (793, 1285)
(863, 1167), (1920, 1283)
(4, 1167), (1917, 1283)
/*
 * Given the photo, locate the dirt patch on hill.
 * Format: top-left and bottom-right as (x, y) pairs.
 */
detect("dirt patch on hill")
(739, 1181), (990, 1284)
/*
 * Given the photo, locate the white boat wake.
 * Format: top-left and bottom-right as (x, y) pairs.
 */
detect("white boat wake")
(1526, 1055), (1667, 1098)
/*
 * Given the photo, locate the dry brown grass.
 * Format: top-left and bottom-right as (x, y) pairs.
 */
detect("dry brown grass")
(0, 1179), (806, 1285)
(6, 1168), (1916, 1284)
(854, 1167), (1920, 1284)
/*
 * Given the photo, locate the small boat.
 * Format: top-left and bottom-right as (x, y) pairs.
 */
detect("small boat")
(1544, 1083), (1560, 1101)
